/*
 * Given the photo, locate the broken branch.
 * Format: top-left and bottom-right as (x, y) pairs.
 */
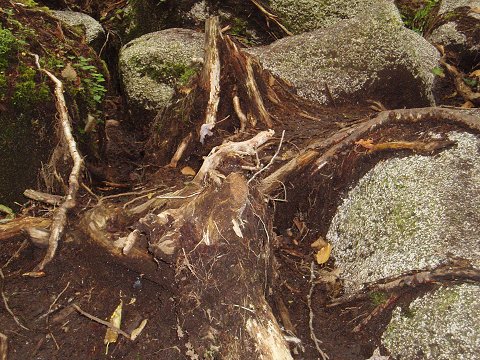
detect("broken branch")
(27, 53), (83, 275)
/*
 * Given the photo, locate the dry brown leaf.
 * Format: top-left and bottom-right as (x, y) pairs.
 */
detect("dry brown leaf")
(470, 7), (480, 14)
(181, 166), (196, 176)
(311, 236), (328, 249)
(104, 301), (123, 354)
(315, 243), (332, 265)
(130, 319), (148, 340)
(461, 101), (474, 108)
(61, 63), (77, 82)
(470, 69), (480, 78)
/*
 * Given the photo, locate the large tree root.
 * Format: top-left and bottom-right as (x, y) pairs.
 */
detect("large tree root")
(76, 16), (480, 360)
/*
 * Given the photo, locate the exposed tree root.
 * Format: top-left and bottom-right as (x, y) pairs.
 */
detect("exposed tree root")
(260, 107), (480, 195)
(327, 260), (480, 308)
(24, 54), (83, 276)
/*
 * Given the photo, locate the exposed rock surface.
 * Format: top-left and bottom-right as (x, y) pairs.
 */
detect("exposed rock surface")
(251, 1), (440, 108)
(428, 0), (480, 64)
(119, 28), (204, 123)
(382, 283), (480, 360)
(50, 10), (105, 51)
(327, 131), (480, 293)
(268, 0), (377, 34)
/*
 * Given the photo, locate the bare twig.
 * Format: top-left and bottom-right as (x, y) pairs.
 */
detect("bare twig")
(44, 281), (71, 324)
(248, 130), (285, 185)
(308, 262), (329, 360)
(0, 269), (29, 331)
(27, 53), (83, 275)
(72, 304), (131, 339)
(249, 0), (293, 36)
(352, 293), (400, 333)
(2, 240), (28, 269)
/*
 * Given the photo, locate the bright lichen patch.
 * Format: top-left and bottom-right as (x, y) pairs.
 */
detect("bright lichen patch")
(382, 284), (480, 359)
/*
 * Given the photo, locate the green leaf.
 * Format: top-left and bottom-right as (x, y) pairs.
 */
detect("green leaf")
(463, 77), (478, 87)
(431, 66), (445, 78)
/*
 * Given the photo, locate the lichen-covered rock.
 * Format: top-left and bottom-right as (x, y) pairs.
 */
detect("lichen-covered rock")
(119, 28), (204, 125)
(50, 10), (105, 51)
(251, 1), (440, 108)
(326, 131), (480, 293)
(427, 0), (480, 64)
(268, 0), (378, 34)
(382, 283), (480, 360)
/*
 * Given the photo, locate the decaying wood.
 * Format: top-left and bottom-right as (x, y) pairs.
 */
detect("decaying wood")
(194, 130), (275, 183)
(0, 217), (52, 241)
(27, 54), (83, 276)
(199, 17), (222, 144)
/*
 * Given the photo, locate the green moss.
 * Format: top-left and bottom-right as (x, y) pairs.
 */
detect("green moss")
(12, 65), (51, 111)
(0, 25), (19, 72)
(138, 60), (199, 87)
(369, 291), (388, 306)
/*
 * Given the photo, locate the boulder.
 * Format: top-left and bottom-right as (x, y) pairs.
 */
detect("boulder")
(119, 28), (204, 125)
(268, 0), (378, 34)
(251, 1), (440, 108)
(326, 130), (480, 293)
(382, 283), (480, 359)
(50, 10), (105, 52)
(427, 0), (480, 66)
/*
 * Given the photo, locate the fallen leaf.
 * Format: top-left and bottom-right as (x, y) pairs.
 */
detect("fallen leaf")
(461, 101), (474, 108)
(130, 319), (148, 340)
(470, 69), (480, 78)
(311, 236), (328, 249)
(315, 243), (332, 265)
(104, 300), (123, 354)
(470, 7), (480, 14)
(181, 166), (196, 176)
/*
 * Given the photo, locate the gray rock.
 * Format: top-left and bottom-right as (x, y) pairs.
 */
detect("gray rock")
(268, 0), (378, 34)
(382, 283), (480, 360)
(119, 28), (204, 122)
(439, 0), (480, 14)
(251, 1), (440, 108)
(428, 0), (480, 58)
(50, 10), (105, 51)
(326, 131), (480, 293)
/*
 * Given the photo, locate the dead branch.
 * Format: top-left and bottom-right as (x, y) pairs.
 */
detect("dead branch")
(23, 189), (62, 206)
(169, 133), (193, 168)
(352, 293), (400, 333)
(27, 53), (83, 275)
(0, 217), (52, 241)
(249, 0), (293, 36)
